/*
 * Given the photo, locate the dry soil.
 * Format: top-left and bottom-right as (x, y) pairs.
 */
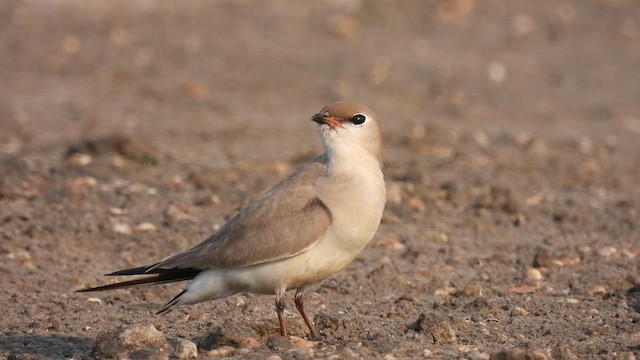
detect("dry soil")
(1, 1), (639, 359)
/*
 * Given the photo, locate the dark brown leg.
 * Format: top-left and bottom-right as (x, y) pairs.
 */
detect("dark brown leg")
(275, 291), (287, 336)
(295, 290), (319, 339)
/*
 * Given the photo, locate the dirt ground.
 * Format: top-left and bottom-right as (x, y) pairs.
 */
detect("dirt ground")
(1, 0), (639, 359)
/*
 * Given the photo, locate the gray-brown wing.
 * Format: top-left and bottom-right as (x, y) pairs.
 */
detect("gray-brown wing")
(153, 159), (332, 270)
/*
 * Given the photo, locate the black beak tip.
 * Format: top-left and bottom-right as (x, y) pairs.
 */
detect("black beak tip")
(311, 114), (325, 125)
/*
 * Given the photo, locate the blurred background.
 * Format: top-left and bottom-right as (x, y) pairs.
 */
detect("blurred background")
(2, 0), (639, 162)
(1, 0), (639, 358)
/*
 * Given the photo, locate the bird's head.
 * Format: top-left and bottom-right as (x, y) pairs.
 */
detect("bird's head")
(311, 101), (382, 163)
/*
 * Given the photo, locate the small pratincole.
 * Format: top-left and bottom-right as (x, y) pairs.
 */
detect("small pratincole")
(78, 101), (386, 338)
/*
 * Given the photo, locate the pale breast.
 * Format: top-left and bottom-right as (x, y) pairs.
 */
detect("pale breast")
(317, 162), (386, 252)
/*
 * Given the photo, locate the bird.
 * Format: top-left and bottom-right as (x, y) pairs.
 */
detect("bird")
(78, 101), (386, 339)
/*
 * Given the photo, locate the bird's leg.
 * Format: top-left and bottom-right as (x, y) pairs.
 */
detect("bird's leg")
(295, 290), (319, 339)
(275, 290), (287, 336)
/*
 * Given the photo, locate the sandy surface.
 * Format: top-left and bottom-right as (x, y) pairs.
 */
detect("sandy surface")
(1, 1), (639, 359)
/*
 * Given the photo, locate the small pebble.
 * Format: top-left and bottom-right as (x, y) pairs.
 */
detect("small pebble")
(205, 346), (235, 357)
(196, 194), (221, 206)
(165, 204), (195, 223)
(557, 256), (581, 266)
(598, 246), (618, 258)
(233, 297), (245, 307)
(436, 0), (474, 23)
(622, 116), (640, 133)
(524, 268), (543, 285)
(511, 307), (529, 317)
(268, 162), (291, 176)
(461, 284), (483, 298)
(420, 144), (455, 158)
(109, 207), (127, 216)
(512, 13), (535, 36)
(579, 137), (594, 154)
(111, 155), (126, 168)
(172, 175), (185, 186)
(434, 286), (457, 296)
(437, 233), (450, 243)
(135, 222), (157, 233)
(577, 245), (592, 256)
(412, 313), (457, 344)
(175, 339), (197, 360)
(289, 336), (314, 349)
(622, 248), (636, 259)
(465, 349), (490, 360)
(0, 136), (21, 153)
(473, 131), (491, 147)
(410, 124), (426, 139)
(68, 176), (98, 195)
(627, 274), (640, 286)
(589, 286), (608, 296)
(407, 196), (426, 212)
(532, 139), (548, 154)
(556, 3), (576, 23)
(67, 153), (92, 166)
(112, 223), (132, 235)
(377, 236), (406, 251)
(525, 193), (543, 206)
(87, 297), (102, 304)
(119, 325), (168, 348)
(382, 212), (402, 224)
(386, 181), (404, 204)
(487, 62), (506, 83)
(93, 324), (171, 358)
(7, 249), (34, 269)
(566, 298), (580, 305)
(615, 352), (636, 360)
(266, 335), (291, 351)
(441, 264), (454, 273)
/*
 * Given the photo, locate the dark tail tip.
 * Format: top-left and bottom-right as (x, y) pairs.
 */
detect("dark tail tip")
(156, 289), (188, 315)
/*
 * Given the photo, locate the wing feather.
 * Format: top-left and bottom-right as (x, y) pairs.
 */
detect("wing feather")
(152, 158), (332, 270)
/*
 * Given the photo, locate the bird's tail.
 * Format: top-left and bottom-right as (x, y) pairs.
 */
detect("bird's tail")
(76, 265), (201, 293)
(156, 288), (188, 315)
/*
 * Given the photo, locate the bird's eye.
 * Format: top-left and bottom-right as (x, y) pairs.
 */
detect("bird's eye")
(350, 114), (367, 127)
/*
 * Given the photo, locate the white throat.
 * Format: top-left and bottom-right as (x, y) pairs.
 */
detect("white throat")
(320, 128), (381, 174)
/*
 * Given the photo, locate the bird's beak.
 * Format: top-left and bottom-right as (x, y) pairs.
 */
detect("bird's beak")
(311, 113), (343, 128)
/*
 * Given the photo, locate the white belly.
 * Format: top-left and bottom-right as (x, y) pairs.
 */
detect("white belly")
(177, 227), (369, 306)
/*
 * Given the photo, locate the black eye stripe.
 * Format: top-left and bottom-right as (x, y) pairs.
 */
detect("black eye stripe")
(350, 114), (367, 125)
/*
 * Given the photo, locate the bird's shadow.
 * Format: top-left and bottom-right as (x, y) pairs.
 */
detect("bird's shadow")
(0, 334), (93, 359)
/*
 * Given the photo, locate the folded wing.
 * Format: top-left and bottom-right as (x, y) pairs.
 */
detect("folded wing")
(151, 158), (332, 271)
